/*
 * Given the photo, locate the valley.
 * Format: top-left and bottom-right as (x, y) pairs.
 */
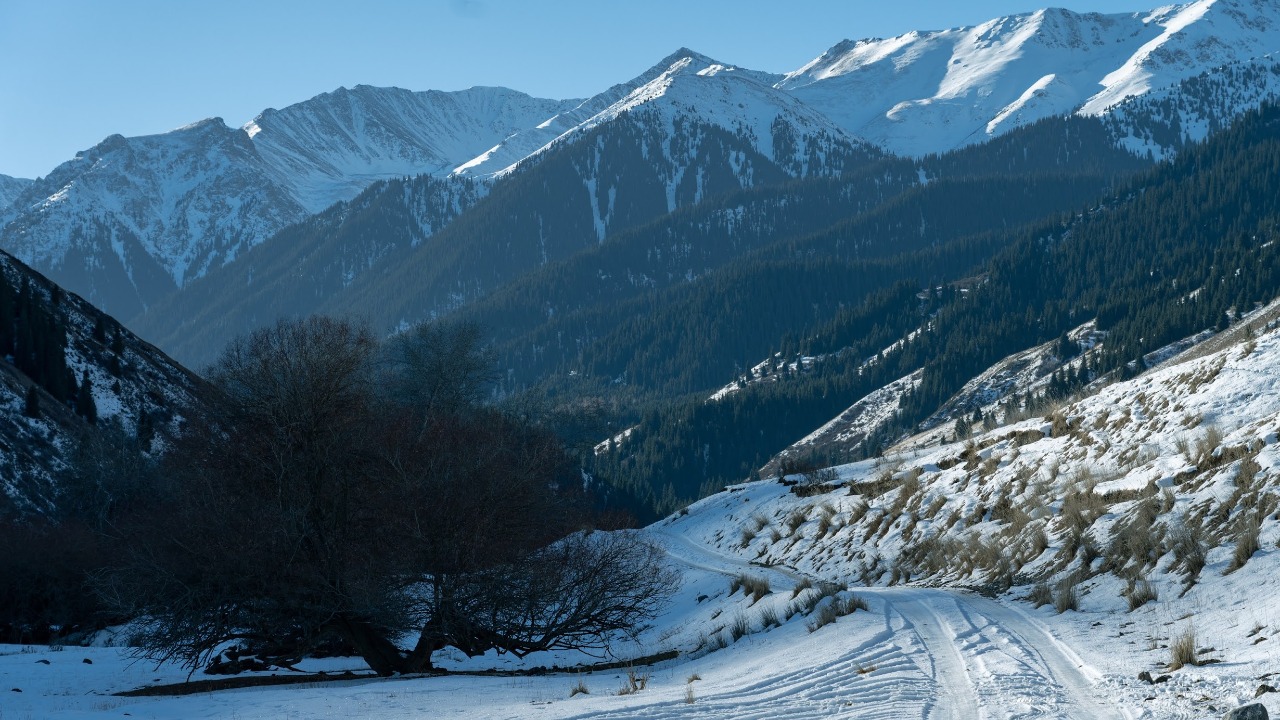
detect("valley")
(2, 1), (1280, 717)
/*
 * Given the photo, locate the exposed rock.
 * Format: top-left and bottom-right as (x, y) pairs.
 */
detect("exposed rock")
(1224, 703), (1269, 720)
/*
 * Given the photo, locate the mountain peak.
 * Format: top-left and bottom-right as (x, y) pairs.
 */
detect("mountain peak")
(242, 84), (574, 211)
(780, 0), (1280, 156)
(659, 46), (717, 65)
(641, 47), (731, 79)
(175, 117), (228, 132)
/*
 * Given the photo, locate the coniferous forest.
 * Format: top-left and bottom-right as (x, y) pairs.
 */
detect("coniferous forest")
(589, 104), (1280, 518)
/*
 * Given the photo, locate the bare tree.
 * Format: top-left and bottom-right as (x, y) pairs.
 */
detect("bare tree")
(103, 316), (672, 675)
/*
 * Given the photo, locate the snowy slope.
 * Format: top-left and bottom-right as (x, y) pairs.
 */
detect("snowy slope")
(458, 48), (875, 181)
(0, 250), (209, 516)
(781, 0), (1280, 155)
(8, 317), (1280, 717)
(656, 314), (1280, 718)
(451, 52), (698, 178)
(0, 120), (307, 319)
(0, 173), (32, 211)
(128, 174), (488, 369)
(246, 85), (575, 212)
(1106, 52), (1280, 158)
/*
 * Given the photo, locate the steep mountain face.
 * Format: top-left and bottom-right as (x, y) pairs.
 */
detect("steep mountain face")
(0, 87), (571, 323)
(245, 85), (575, 212)
(0, 120), (308, 320)
(129, 174), (486, 367)
(0, 175), (32, 211)
(594, 101), (1280, 515)
(129, 52), (882, 368)
(780, 0), (1280, 155)
(0, 250), (209, 517)
(1105, 53), (1280, 158)
(458, 49), (865, 181)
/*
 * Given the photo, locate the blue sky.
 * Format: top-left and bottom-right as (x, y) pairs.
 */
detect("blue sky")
(1, 0), (1143, 179)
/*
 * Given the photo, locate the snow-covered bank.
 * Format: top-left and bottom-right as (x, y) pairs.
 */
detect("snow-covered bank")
(9, 306), (1280, 719)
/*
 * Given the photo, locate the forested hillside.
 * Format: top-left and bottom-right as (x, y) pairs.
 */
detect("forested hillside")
(133, 111), (877, 368)
(595, 103), (1280, 518)
(0, 250), (208, 518)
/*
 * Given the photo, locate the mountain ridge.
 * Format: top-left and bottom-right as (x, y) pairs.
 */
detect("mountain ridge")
(781, 0), (1280, 155)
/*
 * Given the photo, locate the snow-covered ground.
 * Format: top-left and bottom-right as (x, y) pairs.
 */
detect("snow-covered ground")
(4, 532), (1273, 718)
(9, 294), (1280, 720)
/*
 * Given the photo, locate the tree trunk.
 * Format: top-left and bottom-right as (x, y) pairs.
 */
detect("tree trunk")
(401, 628), (444, 673)
(332, 616), (405, 677)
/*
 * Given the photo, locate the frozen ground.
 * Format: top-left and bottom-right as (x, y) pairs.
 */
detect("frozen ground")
(4, 522), (1276, 718)
(9, 286), (1280, 719)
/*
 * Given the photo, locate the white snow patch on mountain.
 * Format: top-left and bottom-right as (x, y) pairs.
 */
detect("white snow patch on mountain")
(247, 85), (576, 212)
(781, 0), (1280, 155)
(457, 48), (860, 180)
(0, 174), (32, 211)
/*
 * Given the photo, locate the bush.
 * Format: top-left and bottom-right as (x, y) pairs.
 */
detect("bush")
(804, 591), (864, 632)
(1028, 583), (1053, 608)
(617, 667), (650, 695)
(807, 603), (840, 632)
(791, 577), (813, 598)
(1053, 576), (1079, 613)
(759, 605), (781, 629)
(1227, 513), (1262, 574)
(1169, 515), (1207, 584)
(100, 317), (673, 675)
(786, 509), (808, 533)
(839, 593), (869, 614)
(794, 468), (840, 497)
(1127, 579), (1158, 611)
(1169, 625), (1198, 670)
(730, 574), (771, 603)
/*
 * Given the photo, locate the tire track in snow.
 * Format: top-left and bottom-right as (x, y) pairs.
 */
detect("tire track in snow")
(880, 589), (981, 720)
(873, 588), (1131, 720)
(648, 528), (1128, 719)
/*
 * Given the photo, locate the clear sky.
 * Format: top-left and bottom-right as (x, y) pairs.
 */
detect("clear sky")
(0, 0), (1145, 179)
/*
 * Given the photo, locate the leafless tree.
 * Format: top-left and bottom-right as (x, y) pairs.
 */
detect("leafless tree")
(102, 316), (673, 675)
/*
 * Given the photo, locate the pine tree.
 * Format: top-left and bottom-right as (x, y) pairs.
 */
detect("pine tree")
(24, 385), (39, 418)
(92, 314), (107, 344)
(78, 371), (97, 424)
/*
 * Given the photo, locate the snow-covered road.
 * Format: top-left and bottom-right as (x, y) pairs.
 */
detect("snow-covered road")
(0, 527), (1143, 718)
(874, 588), (1128, 720)
(653, 525), (1127, 719)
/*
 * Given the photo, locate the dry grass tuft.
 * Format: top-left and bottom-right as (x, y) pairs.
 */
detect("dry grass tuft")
(1127, 579), (1158, 611)
(1227, 512), (1262, 574)
(1053, 574), (1080, 614)
(1169, 625), (1198, 670)
(616, 667), (650, 695)
(730, 574), (772, 603)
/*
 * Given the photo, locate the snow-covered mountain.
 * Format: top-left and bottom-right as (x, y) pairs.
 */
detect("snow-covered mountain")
(0, 174), (32, 211)
(8, 273), (1280, 719)
(129, 173), (487, 368)
(459, 49), (871, 182)
(780, 0), (1280, 155)
(0, 86), (558, 321)
(246, 85), (575, 212)
(1106, 52), (1280, 158)
(5, 0), (1279, 357)
(0, 249), (210, 516)
(0, 120), (308, 320)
